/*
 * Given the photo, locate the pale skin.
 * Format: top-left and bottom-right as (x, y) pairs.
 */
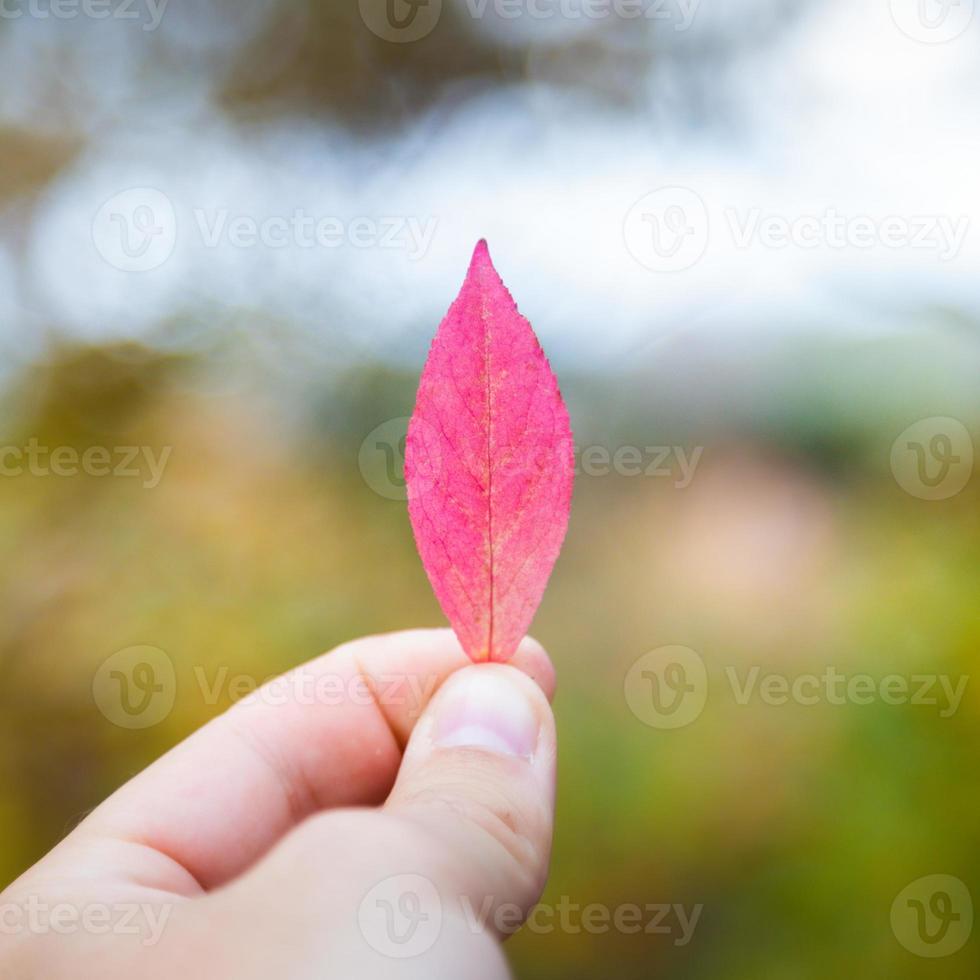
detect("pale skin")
(0, 630), (558, 979)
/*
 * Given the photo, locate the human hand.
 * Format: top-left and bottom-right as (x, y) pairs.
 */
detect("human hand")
(0, 629), (557, 979)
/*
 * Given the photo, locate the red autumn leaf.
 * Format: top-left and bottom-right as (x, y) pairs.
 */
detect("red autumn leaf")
(405, 240), (574, 663)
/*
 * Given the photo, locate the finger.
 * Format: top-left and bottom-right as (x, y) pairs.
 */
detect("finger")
(189, 663), (556, 976)
(385, 664), (557, 929)
(20, 630), (554, 896)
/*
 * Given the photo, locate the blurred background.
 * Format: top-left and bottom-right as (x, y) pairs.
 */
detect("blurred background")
(0, 0), (979, 976)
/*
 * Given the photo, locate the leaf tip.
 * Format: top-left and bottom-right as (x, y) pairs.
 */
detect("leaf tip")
(469, 238), (492, 270)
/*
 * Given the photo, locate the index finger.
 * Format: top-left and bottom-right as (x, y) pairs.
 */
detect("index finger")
(15, 629), (554, 897)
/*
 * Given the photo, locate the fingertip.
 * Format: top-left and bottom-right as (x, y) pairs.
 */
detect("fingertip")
(350, 627), (555, 701)
(510, 635), (556, 703)
(426, 662), (554, 759)
(342, 627), (465, 665)
(385, 660), (557, 921)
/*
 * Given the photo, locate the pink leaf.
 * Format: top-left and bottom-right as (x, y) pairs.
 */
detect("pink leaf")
(405, 240), (574, 663)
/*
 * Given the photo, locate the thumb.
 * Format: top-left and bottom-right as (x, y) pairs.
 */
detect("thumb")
(178, 662), (557, 978)
(385, 662), (557, 935)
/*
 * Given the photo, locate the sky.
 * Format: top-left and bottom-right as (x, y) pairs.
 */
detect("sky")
(2, 0), (979, 371)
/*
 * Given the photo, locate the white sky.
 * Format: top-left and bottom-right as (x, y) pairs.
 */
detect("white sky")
(3, 0), (980, 368)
